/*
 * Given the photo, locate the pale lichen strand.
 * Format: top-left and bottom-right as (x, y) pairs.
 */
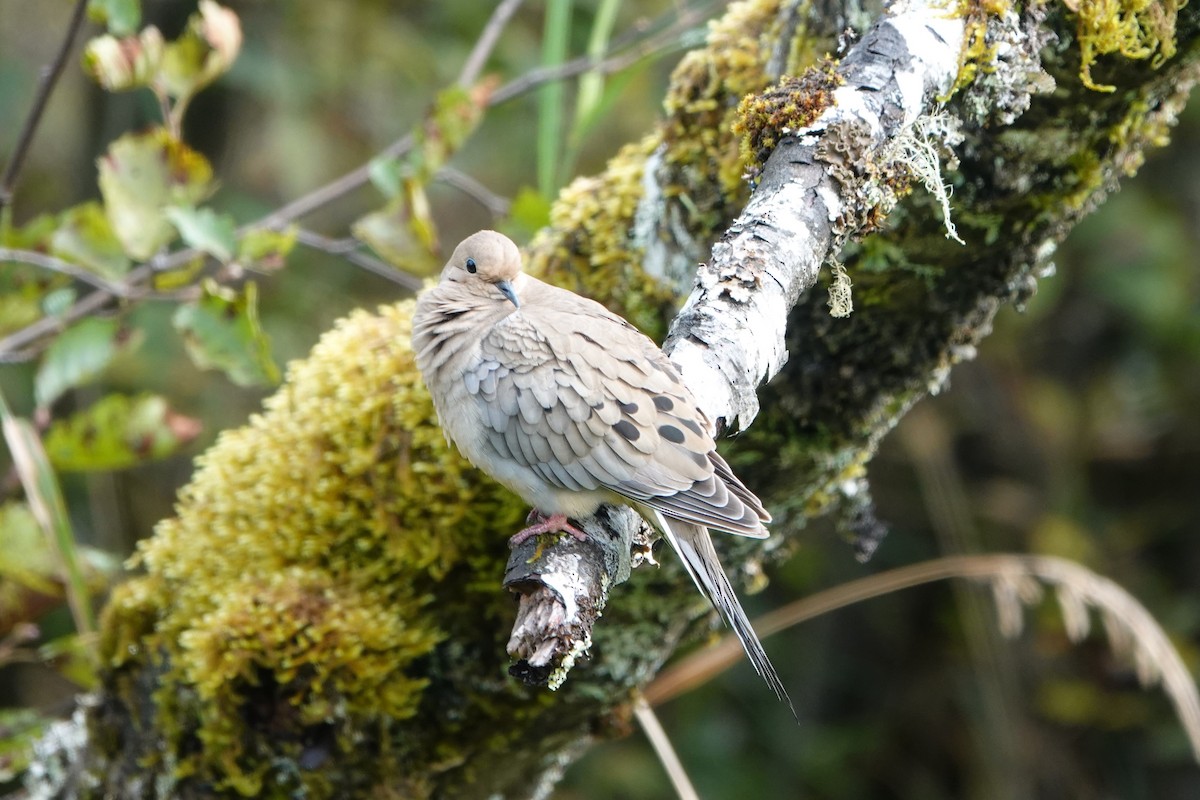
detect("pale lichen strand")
(98, 303), (527, 795)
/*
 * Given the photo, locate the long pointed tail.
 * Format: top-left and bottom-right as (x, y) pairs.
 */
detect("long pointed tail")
(658, 514), (796, 717)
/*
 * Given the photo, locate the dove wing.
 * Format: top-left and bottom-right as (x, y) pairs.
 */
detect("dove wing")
(465, 283), (768, 537)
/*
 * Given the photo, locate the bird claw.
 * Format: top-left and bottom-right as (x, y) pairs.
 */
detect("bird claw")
(509, 511), (589, 546)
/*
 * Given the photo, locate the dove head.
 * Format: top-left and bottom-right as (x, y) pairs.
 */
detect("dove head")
(442, 230), (523, 308)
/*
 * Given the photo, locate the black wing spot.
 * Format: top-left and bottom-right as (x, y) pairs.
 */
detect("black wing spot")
(680, 418), (704, 436)
(652, 395), (674, 412)
(658, 424), (685, 444)
(619, 401), (639, 415)
(613, 419), (640, 441)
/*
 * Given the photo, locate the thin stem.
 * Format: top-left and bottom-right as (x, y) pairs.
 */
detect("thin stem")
(0, 248), (136, 298)
(294, 229), (425, 291)
(633, 693), (701, 800)
(457, 0), (526, 88)
(436, 167), (512, 218)
(0, 0), (90, 218)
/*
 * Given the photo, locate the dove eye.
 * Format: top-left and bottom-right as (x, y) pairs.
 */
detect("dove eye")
(465, 258), (477, 274)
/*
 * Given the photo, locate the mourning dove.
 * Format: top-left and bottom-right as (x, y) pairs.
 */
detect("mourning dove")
(412, 230), (791, 710)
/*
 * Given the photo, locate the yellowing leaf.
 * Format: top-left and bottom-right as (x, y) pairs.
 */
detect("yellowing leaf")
(172, 280), (280, 387)
(82, 27), (163, 91)
(352, 198), (440, 277)
(97, 129), (214, 260)
(237, 227), (296, 273)
(159, 1), (242, 100)
(44, 394), (201, 472)
(49, 202), (131, 280)
(0, 502), (58, 594)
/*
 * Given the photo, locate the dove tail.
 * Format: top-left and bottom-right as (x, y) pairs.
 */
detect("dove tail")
(657, 515), (796, 718)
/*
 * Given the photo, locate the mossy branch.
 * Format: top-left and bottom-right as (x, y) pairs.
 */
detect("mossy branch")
(22, 0), (1200, 797)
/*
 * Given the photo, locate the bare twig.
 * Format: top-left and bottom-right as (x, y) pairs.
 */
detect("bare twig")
(642, 553), (1200, 764)
(294, 229), (425, 291)
(633, 693), (701, 800)
(0, 0), (90, 218)
(458, 0), (526, 88)
(0, 248), (135, 298)
(435, 167), (512, 218)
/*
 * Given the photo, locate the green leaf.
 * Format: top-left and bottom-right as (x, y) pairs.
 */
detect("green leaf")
(39, 634), (100, 690)
(165, 206), (236, 262)
(44, 393), (202, 472)
(237, 227), (296, 273)
(0, 502), (58, 594)
(49, 201), (132, 280)
(87, 0), (141, 36)
(352, 198), (440, 277)
(98, 129), (214, 260)
(172, 280), (280, 387)
(368, 156), (406, 199)
(159, 1), (242, 101)
(34, 316), (123, 409)
(538, 0), (572, 197)
(41, 287), (78, 318)
(82, 27), (163, 91)
(0, 709), (51, 783)
(506, 187), (553, 239)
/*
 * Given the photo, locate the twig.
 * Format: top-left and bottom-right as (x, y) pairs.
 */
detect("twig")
(0, 248), (135, 298)
(457, 0), (526, 88)
(642, 553), (1200, 765)
(294, 229), (425, 291)
(633, 693), (701, 800)
(0, 0), (90, 217)
(436, 167), (512, 218)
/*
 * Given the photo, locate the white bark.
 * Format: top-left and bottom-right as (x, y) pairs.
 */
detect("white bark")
(663, 1), (966, 431)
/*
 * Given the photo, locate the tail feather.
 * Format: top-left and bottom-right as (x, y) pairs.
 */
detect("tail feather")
(657, 514), (796, 718)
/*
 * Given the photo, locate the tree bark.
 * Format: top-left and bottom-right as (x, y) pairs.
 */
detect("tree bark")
(21, 0), (1200, 797)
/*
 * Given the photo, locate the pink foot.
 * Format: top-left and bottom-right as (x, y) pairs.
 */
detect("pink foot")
(509, 511), (589, 546)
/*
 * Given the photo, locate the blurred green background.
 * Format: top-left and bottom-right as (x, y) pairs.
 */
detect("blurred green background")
(1, 1), (1198, 798)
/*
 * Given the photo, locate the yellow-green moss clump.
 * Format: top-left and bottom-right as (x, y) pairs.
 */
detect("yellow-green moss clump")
(526, 137), (680, 340)
(99, 302), (525, 795)
(733, 57), (844, 176)
(1068, 0), (1182, 92)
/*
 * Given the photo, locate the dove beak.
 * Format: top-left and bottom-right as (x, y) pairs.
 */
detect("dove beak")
(496, 279), (520, 308)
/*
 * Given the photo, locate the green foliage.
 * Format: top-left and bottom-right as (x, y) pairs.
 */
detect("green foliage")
(33, 316), (131, 410)
(49, 202), (132, 281)
(97, 129), (214, 260)
(86, 0), (141, 37)
(172, 281), (280, 387)
(44, 394), (201, 471)
(165, 206), (237, 262)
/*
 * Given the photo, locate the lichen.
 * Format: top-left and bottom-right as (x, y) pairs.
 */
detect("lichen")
(96, 303), (526, 794)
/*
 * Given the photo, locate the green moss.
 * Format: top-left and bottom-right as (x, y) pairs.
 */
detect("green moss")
(525, 137), (679, 340)
(97, 303), (526, 794)
(1068, 0), (1182, 92)
(733, 57), (844, 176)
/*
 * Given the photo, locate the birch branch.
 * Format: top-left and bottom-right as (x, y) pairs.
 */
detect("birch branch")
(664, 2), (966, 431)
